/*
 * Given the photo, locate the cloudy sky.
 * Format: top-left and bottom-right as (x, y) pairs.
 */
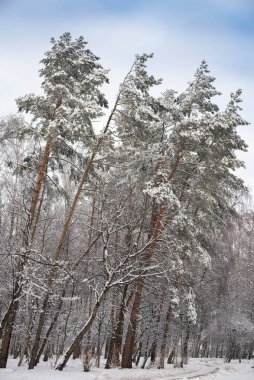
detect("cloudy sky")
(0, 0), (253, 191)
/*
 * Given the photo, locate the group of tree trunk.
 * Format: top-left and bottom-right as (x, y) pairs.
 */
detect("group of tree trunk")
(0, 33), (252, 372)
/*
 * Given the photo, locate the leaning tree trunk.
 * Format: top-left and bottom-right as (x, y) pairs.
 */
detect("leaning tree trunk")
(34, 289), (66, 366)
(121, 203), (165, 369)
(55, 280), (111, 371)
(141, 340), (150, 369)
(27, 134), (53, 237)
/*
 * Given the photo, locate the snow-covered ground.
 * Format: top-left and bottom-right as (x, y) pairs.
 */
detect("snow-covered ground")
(0, 358), (253, 380)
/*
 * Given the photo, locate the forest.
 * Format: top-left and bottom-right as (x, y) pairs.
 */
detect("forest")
(0, 33), (253, 375)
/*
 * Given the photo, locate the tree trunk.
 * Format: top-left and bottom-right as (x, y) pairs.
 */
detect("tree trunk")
(27, 135), (53, 237)
(105, 285), (130, 369)
(121, 281), (143, 368)
(34, 290), (65, 366)
(0, 284), (21, 368)
(149, 297), (165, 367)
(0, 324), (14, 368)
(141, 340), (150, 369)
(150, 342), (157, 366)
(182, 322), (191, 366)
(135, 341), (142, 366)
(167, 346), (175, 364)
(158, 306), (172, 369)
(55, 282), (110, 371)
(18, 309), (34, 367)
(73, 344), (81, 360)
(43, 345), (50, 362)
(28, 290), (51, 369)
(121, 203), (165, 369)
(96, 320), (102, 368)
(225, 336), (237, 363)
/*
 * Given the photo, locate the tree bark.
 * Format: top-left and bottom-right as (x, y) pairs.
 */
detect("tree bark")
(105, 284), (130, 369)
(121, 281), (143, 368)
(158, 306), (172, 369)
(27, 135), (53, 236)
(0, 306), (16, 368)
(181, 322), (191, 366)
(0, 278), (22, 368)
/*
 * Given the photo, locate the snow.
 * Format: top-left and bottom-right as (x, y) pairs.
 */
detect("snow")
(1, 358), (254, 380)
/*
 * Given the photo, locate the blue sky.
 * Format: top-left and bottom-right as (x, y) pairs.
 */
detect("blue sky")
(0, 0), (253, 191)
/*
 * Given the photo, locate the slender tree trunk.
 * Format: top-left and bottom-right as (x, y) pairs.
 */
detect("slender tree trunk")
(30, 185), (46, 242)
(34, 289), (66, 366)
(150, 341), (157, 366)
(141, 340), (150, 369)
(59, 287), (76, 359)
(55, 281), (111, 371)
(149, 296), (165, 367)
(121, 203), (164, 369)
(193, 328), (201, 358)
(43, 345), (50, 362)
(18, 309), (34, 367)
(104, 339), (110, 360)
(27, 135), (53, 236)
(28, 290), (51, 369)
(201, 341), (207, 358)
(105, 284), (130, 369)
(121, 280), (143, 368)
(158, 306), (172, 369)
(96, 320), (102, 367)
(0, 308), (16, 368)
(182, 322), (191, 366)
(135, 341), (142, 366)
(167, 346), (175, 364)
(0, 278), (22, 368)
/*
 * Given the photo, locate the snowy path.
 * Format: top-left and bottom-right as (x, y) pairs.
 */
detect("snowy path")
(0, 358), (253, 380)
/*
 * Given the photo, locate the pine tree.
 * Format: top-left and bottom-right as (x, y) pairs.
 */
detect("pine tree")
(0, 32), (109, 369)
(120, 61), (248, 368)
